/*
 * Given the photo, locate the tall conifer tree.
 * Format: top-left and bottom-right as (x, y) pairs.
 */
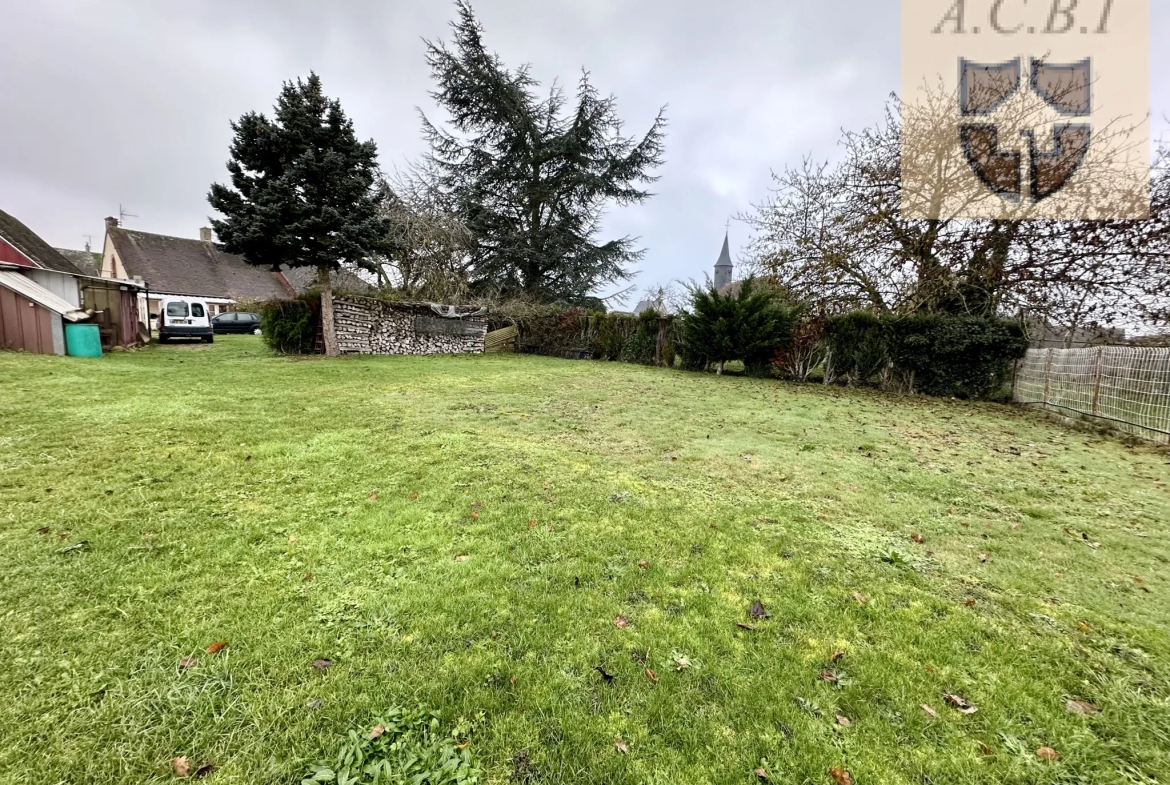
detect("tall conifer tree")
(421, 1), (667, 303)
(209, 74), (385, 356)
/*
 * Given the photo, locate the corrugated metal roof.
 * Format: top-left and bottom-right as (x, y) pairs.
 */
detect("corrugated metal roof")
(0, 270), (89, 322)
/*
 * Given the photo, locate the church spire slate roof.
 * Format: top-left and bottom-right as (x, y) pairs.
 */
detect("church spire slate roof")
(713, 232), (734, 291)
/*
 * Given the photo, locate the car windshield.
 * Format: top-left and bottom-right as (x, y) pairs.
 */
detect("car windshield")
(166, 302), (189, 318)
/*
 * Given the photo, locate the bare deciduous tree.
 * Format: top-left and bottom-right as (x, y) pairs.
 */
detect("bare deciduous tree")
(741, 86), (1170, 336)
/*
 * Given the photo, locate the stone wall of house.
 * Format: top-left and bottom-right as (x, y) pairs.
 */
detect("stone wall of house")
(333, 296), (488, 355)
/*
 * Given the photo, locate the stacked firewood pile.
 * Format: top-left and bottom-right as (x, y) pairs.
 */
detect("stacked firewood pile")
(333, 296), (488, 356)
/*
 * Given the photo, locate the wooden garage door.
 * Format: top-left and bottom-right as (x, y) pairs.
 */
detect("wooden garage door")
(0, 284), (56, 354)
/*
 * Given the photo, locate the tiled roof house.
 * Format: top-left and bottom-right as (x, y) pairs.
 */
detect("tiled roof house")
(100, 218), (294, 315)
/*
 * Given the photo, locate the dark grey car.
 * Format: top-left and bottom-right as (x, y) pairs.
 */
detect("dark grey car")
(212, 312), (263, 335)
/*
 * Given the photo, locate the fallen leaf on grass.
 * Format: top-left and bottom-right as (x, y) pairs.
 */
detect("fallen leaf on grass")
(1012, 524), (1021, 530)
(978, 743), (995, 756)
(595, 666), (616, 685)
(818, 670), (839, 684)
(306, 698), (323, 710)
(1067, 699), (1100, 715)
(37, 527), (50, 535)
(638, 561), (648, 569)
(737, 623), (759, 631)
(911, 534), (925, 544)
(964, 600), (978, 607)
(831, 651), (846, 663)
(1037, 746), (1060, 761)
(370, 724), (386, 740)
(921, 704), (938, 718)
(614, 738), (629, 755)
(1078, 621), (1092, 633)
(829, 767), (853, 785)
(673, 655), (691, 671)
(172, 756), (191, 777)
(836, 715), (852, 727)
(303, 573), (313, 582)
(312, 659), (332, 672)
(645, 668), (659, 684)
(750, 601), (771, 620)
(614, 614), (629, 629)
(455, 555), (470, 562)
(851, 592), (868, 605)
(977, 554), (989, 563)
(754, 768), (769, 780)
(527, 520), (538, 528)
(945, 694), (978, 714)
(179, 656), (198, 669)
(206, 642), (227, 655)
(411, 492), (419, 500)
(368, 492), (377, 501)
(470, 512), (480, 520)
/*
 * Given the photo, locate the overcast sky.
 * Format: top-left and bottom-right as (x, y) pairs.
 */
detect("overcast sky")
(2, 1), (1167, 301)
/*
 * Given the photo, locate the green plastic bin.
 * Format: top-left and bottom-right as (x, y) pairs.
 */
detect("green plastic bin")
(65, 323), (103, 358)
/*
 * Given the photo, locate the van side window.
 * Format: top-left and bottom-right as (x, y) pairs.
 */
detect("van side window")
(166, 302), (189, 318)
(191, 303), (206, 318)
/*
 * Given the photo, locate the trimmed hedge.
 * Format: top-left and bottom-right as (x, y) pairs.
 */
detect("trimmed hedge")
(260, 295), (321, 354)
(886, 314), (1028, 399)
(823, 311), (1027, 399)
(504, 306), (676, 366)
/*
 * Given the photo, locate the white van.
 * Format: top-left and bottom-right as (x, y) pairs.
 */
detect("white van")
(158, 297), (214, 343)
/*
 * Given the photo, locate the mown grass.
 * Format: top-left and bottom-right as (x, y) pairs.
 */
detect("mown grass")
(0, 337), (1168, 785)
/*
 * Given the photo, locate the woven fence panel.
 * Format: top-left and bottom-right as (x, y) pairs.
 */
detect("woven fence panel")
(1014, 347), (1170, 444)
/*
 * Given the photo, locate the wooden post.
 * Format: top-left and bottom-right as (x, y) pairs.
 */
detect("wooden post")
(1091, 346), (1105, 416)
(1043, 348), (1055, 407)
(654, 317), (666, 366)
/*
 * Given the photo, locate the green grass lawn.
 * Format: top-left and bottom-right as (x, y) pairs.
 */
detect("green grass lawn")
(1, 337), (1168, 785)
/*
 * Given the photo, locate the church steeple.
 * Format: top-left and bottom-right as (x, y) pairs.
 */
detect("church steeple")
(713, 231), (734, 291)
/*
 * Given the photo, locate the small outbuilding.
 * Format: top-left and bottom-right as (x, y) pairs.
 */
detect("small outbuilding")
(0, 208), (147, 354)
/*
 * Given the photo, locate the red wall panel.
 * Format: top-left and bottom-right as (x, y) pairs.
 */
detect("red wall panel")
(0, 238), (36, 268)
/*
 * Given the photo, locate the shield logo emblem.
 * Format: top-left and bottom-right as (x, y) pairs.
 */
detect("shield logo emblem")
(958, 58), (1092, 202)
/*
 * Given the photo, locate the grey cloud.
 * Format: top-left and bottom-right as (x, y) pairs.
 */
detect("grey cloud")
(2, 0), (1166, 298)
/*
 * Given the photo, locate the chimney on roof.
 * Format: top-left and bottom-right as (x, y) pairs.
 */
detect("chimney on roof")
(199, 227), (213, 242)
(105, 216), (119, 230)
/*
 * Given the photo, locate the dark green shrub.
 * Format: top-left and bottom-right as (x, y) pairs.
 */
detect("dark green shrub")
(680, 279), (797, 374)
(595, 314), (630, 360)
(885, 314), (1027, 399)
(260, 295), (321, 354)
(825, 311), (888, 385)
(619, 309), (663, 365)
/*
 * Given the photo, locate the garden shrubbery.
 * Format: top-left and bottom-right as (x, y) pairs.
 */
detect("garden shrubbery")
(500, 305), (676, 366)
(824, 311), (1028, 399)
(260, 294), (321, 355)
(257, 286), (1026, 401)
(678, 279), (799, 375)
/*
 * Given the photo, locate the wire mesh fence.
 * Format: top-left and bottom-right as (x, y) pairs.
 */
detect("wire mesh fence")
(1013, 347), (1170, 444)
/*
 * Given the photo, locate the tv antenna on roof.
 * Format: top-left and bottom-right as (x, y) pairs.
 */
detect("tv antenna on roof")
(82, 235), (94, 253)
(119, 204), (138, 226)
